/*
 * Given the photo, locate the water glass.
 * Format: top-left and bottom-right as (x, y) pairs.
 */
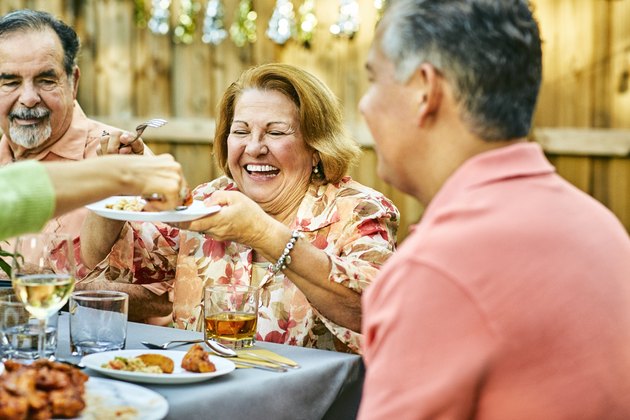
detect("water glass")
(0, 290), (58, 360)
(204, 284), (259, 349)
(69, 290), (128, 356)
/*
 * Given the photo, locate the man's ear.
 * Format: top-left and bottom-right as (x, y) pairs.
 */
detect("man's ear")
(72, 66), (80, 99)
(411, 63), (442, 127)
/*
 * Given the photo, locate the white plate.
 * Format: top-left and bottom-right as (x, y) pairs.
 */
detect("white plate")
(81, 349), (235, 384)
(86, 196), (221, 223)
(79, 376), (168, 420)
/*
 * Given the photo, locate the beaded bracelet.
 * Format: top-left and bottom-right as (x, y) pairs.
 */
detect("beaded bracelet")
(263, 229), (304, 281)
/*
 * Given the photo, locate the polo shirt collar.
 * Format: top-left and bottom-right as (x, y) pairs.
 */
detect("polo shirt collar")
(425, 142), (555, 217)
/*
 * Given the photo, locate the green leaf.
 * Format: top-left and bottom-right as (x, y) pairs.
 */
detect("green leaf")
(0, 257), (11, 277)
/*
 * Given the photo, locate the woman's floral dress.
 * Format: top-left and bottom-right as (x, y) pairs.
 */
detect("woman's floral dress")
(79, 176), (399, 353)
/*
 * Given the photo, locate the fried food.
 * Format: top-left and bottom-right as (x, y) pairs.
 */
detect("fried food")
(101, 356), (165, 374)
(181, 187), (193, 206)
(136, 354), (174, 374)
(0, 359), (88, 420)
(105, 198), (145, 211)
(181, 344), (216, 373)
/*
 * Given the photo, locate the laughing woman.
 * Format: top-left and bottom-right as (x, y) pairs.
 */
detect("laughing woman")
(78, 63), (399, 353)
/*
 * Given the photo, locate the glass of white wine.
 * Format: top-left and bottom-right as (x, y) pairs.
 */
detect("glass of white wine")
(10, 233), (76, 360)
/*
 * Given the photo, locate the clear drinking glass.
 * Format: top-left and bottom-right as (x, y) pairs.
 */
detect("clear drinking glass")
(10, 233), (76, 359)
(204, 284), (260, 349)
(0, 291), (59, 360)
(69, 290), (128, 356)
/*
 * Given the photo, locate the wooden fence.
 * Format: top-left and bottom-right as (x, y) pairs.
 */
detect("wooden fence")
(1, 1), (630, 241)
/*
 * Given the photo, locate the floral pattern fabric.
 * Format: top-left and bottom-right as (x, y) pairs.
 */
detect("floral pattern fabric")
(79, 176), (399, 353)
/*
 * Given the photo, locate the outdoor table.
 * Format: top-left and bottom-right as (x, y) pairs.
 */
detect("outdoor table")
(56, 313), (364, 420)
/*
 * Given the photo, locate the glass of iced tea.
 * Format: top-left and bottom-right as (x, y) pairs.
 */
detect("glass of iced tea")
(204, 284), (259, 349)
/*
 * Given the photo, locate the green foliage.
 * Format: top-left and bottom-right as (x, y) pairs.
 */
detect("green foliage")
(0, 247), (13, 277)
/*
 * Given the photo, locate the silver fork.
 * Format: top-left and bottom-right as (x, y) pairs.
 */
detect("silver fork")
(127, 118), (168, 146)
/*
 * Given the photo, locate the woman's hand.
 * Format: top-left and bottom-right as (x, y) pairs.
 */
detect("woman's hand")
(174, 190), (279, 249)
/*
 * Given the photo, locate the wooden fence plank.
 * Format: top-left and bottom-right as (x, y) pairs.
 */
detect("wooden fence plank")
(548, 155), (592, 195)
(171, 143), (214, 188)
(608, 158), (630, 230)
(534, 128), (630, 156)
(93, 0), (134, 117)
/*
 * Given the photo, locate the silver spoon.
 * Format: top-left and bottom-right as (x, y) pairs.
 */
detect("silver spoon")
(141, 339), (204, 350)
(203, 339), (289, 372)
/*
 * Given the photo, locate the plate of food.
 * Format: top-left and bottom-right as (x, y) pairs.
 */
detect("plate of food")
(0, 359), (167, 419)
(85, 196), (221, 223)
(82, 377), (168, 419)
(81, 346), (235, 384)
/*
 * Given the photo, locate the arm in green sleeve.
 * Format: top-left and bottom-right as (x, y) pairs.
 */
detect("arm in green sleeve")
(0, 161), (55, 241)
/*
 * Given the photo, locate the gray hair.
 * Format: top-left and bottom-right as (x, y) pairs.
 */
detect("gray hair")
(0, 9), (80, 77)
(378, 0), (542, 141)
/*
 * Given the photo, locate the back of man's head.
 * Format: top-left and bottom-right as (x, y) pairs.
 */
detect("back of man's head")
(378, 0), (542, 141)
(0, 9), (80, 77)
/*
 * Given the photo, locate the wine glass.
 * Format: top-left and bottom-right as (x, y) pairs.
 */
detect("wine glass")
(10, 233), (76, 360)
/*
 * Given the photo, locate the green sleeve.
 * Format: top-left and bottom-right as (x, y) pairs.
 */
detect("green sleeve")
(0, 161), (55, 241)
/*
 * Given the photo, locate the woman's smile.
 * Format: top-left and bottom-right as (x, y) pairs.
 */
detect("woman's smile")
(245, 163), (280, 178)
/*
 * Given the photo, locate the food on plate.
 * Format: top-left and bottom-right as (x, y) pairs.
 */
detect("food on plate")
(101, 355), (172, 374)
(136, 354), (174, 374)
(181, 186), (193, 206)
(105, 197), (145, 212)
(82, 393), (138, 420)
(104, 190), (192, 213)
(0, 359), (88, 419)
(181, 344), (216, 373)
(100, 345), (217, 375)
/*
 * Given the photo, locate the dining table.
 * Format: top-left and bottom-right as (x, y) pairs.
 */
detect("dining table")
(55, 313), (365, 420)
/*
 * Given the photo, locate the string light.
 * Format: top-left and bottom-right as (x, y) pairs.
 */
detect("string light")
(230, 0), (257, 47)
(296, 0), (317, 48)
(173, 0), (201, 44)
(140, 0), (385, 45)
(148, 0), (171, 35)
(330, 0), (360, 39)
(202, 0), (228, 45)
(374, 0), (387, 20)
(133, 0), (150, 28)
(267, 0), (296, 45)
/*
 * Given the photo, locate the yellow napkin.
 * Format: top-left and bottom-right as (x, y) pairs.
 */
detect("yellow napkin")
(232, 348), (298, 369)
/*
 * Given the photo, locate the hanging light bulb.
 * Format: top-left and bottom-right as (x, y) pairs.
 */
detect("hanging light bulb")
(329, 0), (359, 39)
(173, 0), (201, 44)
(148, 0), (171, 35)
(267, 0), (296, 45)
(230, 0), (257, 47)
(202, 0), (228, 45)
(296, 0), (317, 48)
